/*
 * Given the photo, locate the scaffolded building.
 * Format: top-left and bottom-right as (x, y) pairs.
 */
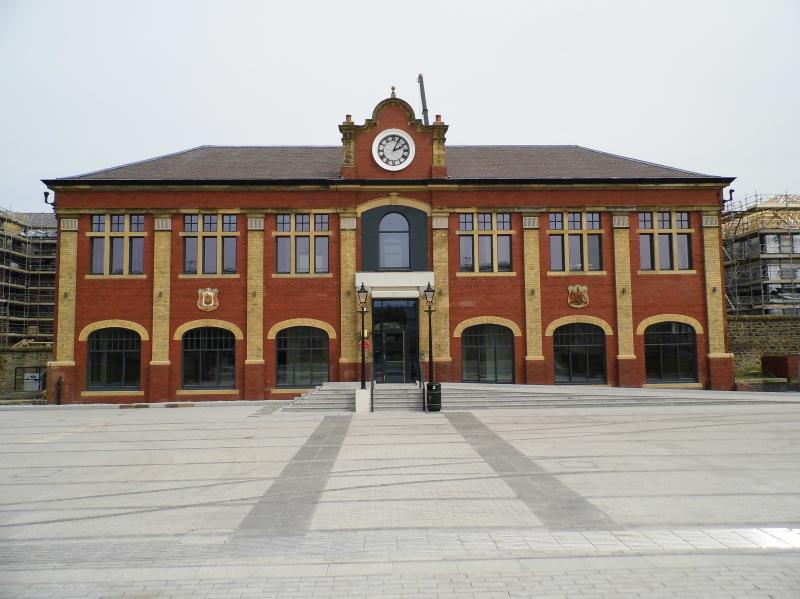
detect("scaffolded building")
(723, 194), (800, 315)
(0, 209), (57, 346)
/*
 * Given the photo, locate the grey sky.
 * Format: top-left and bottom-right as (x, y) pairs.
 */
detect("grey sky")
(1, 0), (798, 212)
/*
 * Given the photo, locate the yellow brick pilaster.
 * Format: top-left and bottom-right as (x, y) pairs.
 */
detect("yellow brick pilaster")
(150, 218), (172, 363)
(431, 218), (451, 361)
(246, 217), (264, 363)
(339, 214), (357, 363)
(702, 214), (727, 355)
(522, 216), (543, 359)
(54, 222), (77, 363)
(613, 214), (635, 358)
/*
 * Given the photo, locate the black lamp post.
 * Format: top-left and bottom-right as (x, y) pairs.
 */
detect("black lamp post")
(423, 282), (435, 383)
(356, 283), (369, 390)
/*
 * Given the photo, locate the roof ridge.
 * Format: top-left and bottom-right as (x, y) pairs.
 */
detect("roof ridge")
(63, 145), (211, 179)
(573, 145), (712, 177)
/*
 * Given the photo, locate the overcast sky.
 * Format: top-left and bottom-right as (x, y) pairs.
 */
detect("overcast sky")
(1, 0), (798, 213)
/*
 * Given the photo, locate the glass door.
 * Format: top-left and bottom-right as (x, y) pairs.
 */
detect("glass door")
(372, 299), (419, 383)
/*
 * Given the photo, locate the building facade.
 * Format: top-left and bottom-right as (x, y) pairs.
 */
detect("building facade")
(44, 95), (735, 404)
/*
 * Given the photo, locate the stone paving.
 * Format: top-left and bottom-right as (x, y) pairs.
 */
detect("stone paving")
(0, 398), (799, 597)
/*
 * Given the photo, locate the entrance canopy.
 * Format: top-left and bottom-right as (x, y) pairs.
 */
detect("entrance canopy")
(355, 272), (435, 299)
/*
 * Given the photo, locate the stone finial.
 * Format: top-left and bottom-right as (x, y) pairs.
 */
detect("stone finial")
(391, 86), (396, 98)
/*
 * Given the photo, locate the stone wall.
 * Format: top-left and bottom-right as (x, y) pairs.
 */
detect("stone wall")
(728, 315), (800, 371)
(0, 347), (51, 398)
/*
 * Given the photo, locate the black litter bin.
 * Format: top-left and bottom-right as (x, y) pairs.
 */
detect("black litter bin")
(426, 382), (441, 412)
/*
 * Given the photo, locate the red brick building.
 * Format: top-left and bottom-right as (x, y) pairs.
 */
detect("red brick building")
(44, 94), (735, 404)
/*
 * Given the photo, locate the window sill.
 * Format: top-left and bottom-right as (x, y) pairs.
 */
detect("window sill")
(176, 389), (238, 396)
(546, 271), (607, 277)
(84, 274), (147, 280)
(178, 273), (240, 279)
(271, 273), (333, 278)
(637, 270), (697, 275)
(456, 271), (517, 277)
(643, 382), (702, 389)
(81, 390), (143, 397)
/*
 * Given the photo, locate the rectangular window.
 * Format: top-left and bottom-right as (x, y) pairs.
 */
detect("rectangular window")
(587, 235), (602, 271)
(183, 237), (198, 273)
(496, 213), (511, 230)
(459, 213), (473, 231)
(295, 214), (310, 232)
(314, 214), (329, 231)
(203, 215), (217, 232)
(658, 233), (673, 269)
(640, 234), (654, 270)
(568, 234), (583, 271)
(677, 233), (692, 270)
(91, 215), (105, 232)
(276, 237), (290, 273)
(657, 212), (671, 229)
(130, 215), (145, 232)
(295, 236), (310, 273)
(129, 237), (144, 274)
(550, 236), (564, 271)
(459, 236), (474, 271)
(90, 238), (105, 274)
(109, 237), (124, 274)
(675, 212), (689, 229)
(184, 215), (198, 232)
(478, 235), (493, 271)
(549, 213), (563, 230)
(315, 236), (329, 273)
(222, 215), (237, 232)
(638, 212), (652, 229)
(478, 213), (492, 230)
(111, 215), (125, 232)
(202, 237), (217, 274)
(567, 212), (582, 230)
(277, 214), (291, 232)
(222, 237), (236, 273)
(586, 212), (601, 230)
(497, 235), (512, 271)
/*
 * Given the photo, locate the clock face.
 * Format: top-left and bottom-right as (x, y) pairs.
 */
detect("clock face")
(372, 129), (415, 171)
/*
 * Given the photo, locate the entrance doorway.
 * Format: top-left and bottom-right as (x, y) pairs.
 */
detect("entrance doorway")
(372, 299), (419, 383)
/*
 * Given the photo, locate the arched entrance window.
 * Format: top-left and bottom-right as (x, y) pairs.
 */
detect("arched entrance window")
(182, 327), (235, 388)
(644, 322), (698, 382)
(276, 326), (329, 387)
(461, 324), (514, 383)
(553, 323), (606, 383)
(87, 328), (141, 389)
(379, 212), (410, 270)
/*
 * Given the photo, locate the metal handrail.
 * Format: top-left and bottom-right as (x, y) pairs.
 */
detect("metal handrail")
(369, 377), (375, 413)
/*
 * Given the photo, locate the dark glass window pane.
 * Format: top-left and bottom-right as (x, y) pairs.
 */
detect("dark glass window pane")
(677, 234), (692, 270)
(477, 213), (492, 230)
(222, 237), (236, 273)
(295, 236), (310, 273)
(658, 233), (673, 269)
(123, 352), (140, 387)
(222, 215), (237, 232)
(675, 212), (689, 229)
(184, 215), (198, 232)
(638, 212), (652, 229)
(87, 328), (141, 389)
(203, 214), (217, 232)
(90, 238), (105, 274)
(276, 237), (290, 273)
(461, 325), (514, 383)
(552, 324), (606, 383)
(129, 237), (144, 274)
(181, 327), (235, 389)
(203, 237), (217, 274)
(549, 213), (563, 230)
(644, 322), (697, 382)
(130, 215), (145, 232)
(657, 212), (671, 229)
(497, 235), (512, 271)
(314, 236), (329, 273)
(550, 235), (564, 271)
(183, 237), (197, 273)
(496, 213), (511, 230)
(91, 215), (105, 232)
(458, 213), (473, 231)
(568, 212), (582, 230)
(277, 214), (291, 232)
(111, 215), (125, 232)
(109, 237), (124, 275)
(314, 214), (329, 231)
(379, 233), (409, 268)
(276, 327), (329, 387)
(568, 234), (583, 271)
(459, 236), (474, 271)
(586, 213), (601, 230)
(478, 235), (492, 272)
(379, 213), (408, 231)
(639, 234), (653, 270)
(295, 214), (310, 232)
(587, 234), (602, 271)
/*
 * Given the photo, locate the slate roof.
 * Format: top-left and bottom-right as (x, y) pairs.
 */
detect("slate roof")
(45, 145), (733, 185)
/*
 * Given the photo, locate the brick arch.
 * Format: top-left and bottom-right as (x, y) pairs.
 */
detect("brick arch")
(453, 316), (522, 338)
(266, 318), (337, 340)
(78, 319), (149, 342)
(356, 196), (431, 216)
(636, 314), (704, 336)
(544, 316), (614, 337)
(172, 319), (244, 341)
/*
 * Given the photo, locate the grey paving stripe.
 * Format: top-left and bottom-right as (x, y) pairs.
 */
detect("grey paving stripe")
(235, 414), (351, 537)
(446, 412), (615, 529)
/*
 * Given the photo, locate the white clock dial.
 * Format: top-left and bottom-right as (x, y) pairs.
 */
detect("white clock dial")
(372, 129), (415, 171)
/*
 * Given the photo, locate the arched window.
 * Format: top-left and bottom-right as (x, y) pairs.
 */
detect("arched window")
(276, 326), (329, 387)
(182, 327), (235, 388)
(553, 323), (606, 383)
(461, 324), (514, 383)
(379, 212), (410, 270)
(87, 328), (141, 389)
(644, 322), (698, 382)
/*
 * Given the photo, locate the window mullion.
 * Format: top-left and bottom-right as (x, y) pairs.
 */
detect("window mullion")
(582, 230), (589, 272)
(472, 234), (478, 272)
(492, 232), (498, 272)
(290, 231), (295, 274)
(310, 234), (316, 275)
(103, 227), (110, 275)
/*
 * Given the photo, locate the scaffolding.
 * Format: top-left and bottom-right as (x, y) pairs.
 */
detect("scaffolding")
(722, 193), (800, 315)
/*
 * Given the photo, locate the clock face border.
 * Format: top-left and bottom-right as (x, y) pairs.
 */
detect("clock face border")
(372, 128), (416, 172)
